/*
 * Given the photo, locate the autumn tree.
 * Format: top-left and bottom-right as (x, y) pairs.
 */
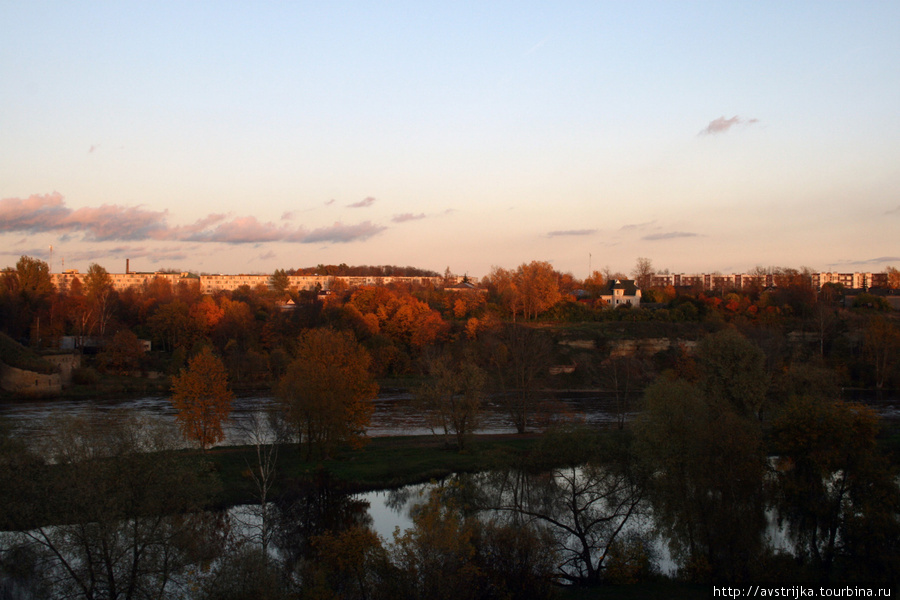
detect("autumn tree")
(635, 378), (767, 581)
(696, 328), (768, 418)
(98, 329), (145, 374)
(485, 266), (521, 319)
(16, 255), (53, 304)
(6, 256), (54, 343)
(276, 328), (377, 458)
(270, 268), (290, 296)
(489, 324), (554, 434)
(389, 485), (484, 600)
(772, 397), (900, 581)
(887, 266), (900, 289)
(582, 270), (607, 299)
(515, 261), (561, 320)
(170, 348), (234, 450)
(84, 262), (116, 337)
(148, 300), (195, 352)
(304, 526), (393, 600)
(864, 316), (900, 391)
(416, 351), (485, 450)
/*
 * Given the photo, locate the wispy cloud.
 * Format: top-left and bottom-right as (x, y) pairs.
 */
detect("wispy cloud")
(547, 229), (597, 237)
(524, 35), (551, 56)
(392, 213), (427, 223)
(620, 221), (655, 231)
(642, 231), (699, 241)
(0, 193), (387, 246)
(885, 206), (900, 215)
(348, 196), (376, 208)
(700, 116), (759, 136)
(828, 256), (900, 268)
(300, 221), (387, 244)
(325, 199), (335, 205)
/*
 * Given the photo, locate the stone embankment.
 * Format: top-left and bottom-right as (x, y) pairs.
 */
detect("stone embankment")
(0, 354), (80, 396)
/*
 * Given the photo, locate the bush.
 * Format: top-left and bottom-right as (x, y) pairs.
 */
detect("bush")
(71, 367), (101, 385)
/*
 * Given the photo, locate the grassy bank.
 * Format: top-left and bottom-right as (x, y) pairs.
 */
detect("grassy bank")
(205, 434), (539, 507)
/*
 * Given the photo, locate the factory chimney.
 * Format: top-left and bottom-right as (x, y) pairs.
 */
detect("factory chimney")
(126, 259), (130, 274)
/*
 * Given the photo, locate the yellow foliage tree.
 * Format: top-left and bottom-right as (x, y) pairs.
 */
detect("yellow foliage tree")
(276, 328), (378, 458)
(170, 347), (234, 450)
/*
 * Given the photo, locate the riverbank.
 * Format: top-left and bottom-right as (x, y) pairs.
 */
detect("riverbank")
(207, 433), (541, 507)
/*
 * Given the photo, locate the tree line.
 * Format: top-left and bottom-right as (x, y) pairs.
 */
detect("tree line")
(1, 254), (899, 594)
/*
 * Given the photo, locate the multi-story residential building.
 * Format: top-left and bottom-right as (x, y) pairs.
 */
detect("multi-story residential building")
(52, 269), (447, 295)
(200, 274), (270, 294)
(649, 271), (892, 293)
(49, 265), (893, 297)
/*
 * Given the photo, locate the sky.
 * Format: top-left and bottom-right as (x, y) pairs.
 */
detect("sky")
(2, 1), (899, 280)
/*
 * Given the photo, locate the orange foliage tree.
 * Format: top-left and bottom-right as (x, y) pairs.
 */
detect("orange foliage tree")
(516, 261), (561, 320)
(349, 286), (448, 349)
(170, 348), (234, 450)
(276, 328), (378, 458)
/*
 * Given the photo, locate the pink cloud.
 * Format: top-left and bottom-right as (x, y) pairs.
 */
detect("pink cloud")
(700, 116), (759, 135)
(392, 213), (427, 223)
(299, 221), (387, 243)
(0, 193), (388, 246)
(63, 204), (169, 240)
(183, 216), (290, 244)
(547, 229), (597, 237)
(0, 192), (71, 230)
(0, 193), (168, 240)
(348, 196), (376, 208)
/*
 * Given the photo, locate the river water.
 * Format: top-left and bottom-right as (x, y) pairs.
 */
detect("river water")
(0, 390), (649, 447)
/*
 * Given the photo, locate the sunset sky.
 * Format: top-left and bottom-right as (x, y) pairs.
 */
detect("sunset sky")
(2, 2), (899, 279)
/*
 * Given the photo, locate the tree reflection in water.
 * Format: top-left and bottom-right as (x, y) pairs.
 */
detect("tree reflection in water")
(271, 470), (373, 571)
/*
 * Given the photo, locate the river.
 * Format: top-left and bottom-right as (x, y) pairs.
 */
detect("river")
(0, 390), (648, 447)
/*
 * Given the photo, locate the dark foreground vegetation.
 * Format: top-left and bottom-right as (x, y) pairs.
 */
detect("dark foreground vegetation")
(1, 256), (899, 598)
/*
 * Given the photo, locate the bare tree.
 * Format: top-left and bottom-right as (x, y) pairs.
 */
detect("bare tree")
(485, 427), (646, 585)
(490, 324), (554, 434)
(9, 410), (223, 599)
(235, 409), (283, 557)
(631, 258), (654, 290)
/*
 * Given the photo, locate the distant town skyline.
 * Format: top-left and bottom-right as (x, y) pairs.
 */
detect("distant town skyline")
(2, 3), (899, 278)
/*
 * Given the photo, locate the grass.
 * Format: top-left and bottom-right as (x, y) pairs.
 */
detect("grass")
(204, 434), (539, 507)
(0, 332), (58, 374)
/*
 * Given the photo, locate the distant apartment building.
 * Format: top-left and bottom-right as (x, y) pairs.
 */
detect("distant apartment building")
(200, 274), (270, 293)
(51, 269), (195, 293)
(52, 269), (447, 294)
(50, 266), (892, 297)
(649, 271), (889, 292)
